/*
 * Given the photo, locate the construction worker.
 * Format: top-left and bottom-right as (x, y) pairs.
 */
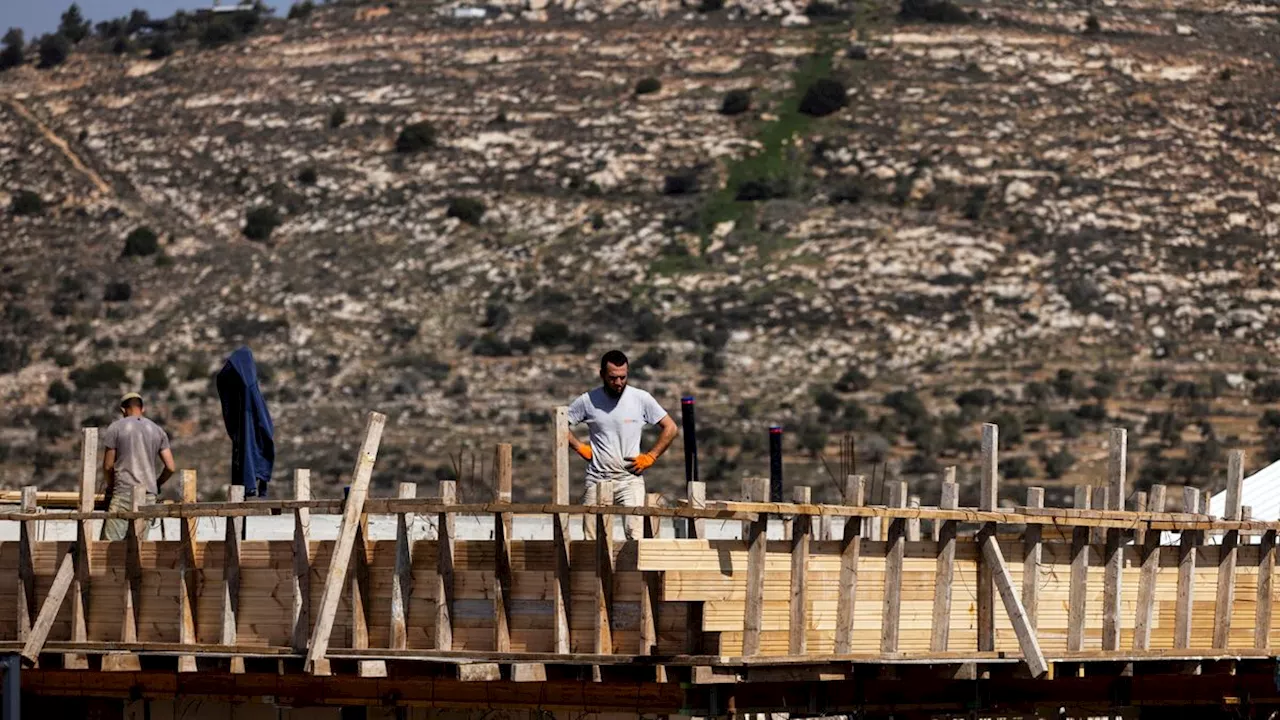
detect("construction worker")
(567, 349), (678, 540)
(102, 392), (176, 541)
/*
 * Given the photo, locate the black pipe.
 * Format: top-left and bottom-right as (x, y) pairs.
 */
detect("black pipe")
(2, 654), (18, 720)
(769, 426), (783, 502)
(681, 396), (698, 486)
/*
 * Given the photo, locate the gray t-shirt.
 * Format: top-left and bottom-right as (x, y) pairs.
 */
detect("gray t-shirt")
(568, 386), (669, 484)
(102, 416), (171, 494)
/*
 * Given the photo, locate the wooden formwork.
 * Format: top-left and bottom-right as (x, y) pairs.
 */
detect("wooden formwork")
(6, 415), (1280, 717)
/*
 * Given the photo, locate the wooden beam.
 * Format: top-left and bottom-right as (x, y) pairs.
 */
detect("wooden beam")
(222, 484), (245, 674)
(1214, 450), (1245, 649)
(687, 480), (707, 539)
(1175, 486), (1201, 649)
(391, 481), (416, 650)
(907, 495), (921, 542)
(641, 493), (666, 683)
(494, 443), (514, 654)
(350, 481), (383, 677)
(305, 411), (386, 674)
(789, 486), (811, 656)
(553, 406), (569, 509)
(931, 481), (959, 652)
(1258, 526), (1276, 649)
(1134, 484), (1166, 651)
(1068, 484), (1091, 652)
(21, 550), (75, 665)
(834, 475), (865, 655)
(436, 479), (456, 651)
(66, 427), (96, 670)
(978, 423), (997, 653)
(882, 481), (907, 654)
(178, 469), (199, 673)
(743, 477), (769, 657)
(552, 409), (572, 656)
(1022, 486), (1043, 633)
(594, 479), (615, 679)
(290, 469), (311, 655)
(981, 530), (1049, 678)
(1102, 429), (1126, 652)
(17, 486), (36, 645)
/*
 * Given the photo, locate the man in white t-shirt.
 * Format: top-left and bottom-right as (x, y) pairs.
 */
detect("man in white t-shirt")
(567, 350), (678, 539)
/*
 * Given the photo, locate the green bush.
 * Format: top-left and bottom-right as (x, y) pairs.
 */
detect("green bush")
(813, 388), (841, 414)
(834, 367), (871, 393)
(47, 380), (72, 404)
(11, 190), (43, 216)
(798, 78), (847, 117)
(634, 77), (662, 96)
(199, 18), (240, 48)
(530, 321), (570, 347)
(0, 28), (24, 70)
(243, 206), (281, 241)
(297, 167), (318, 185)
(698, 0), (725, 12)
(288, 1), (315, 20)
(0, 340), (28, 374)
(720, 89), (751, 116)
(1043, 448), (1076, 479)
(329, 106), (347, 128)
(663, 171), (700, 196)
(59, 4), (90, 43)
(122, 226), (159, 257)
(471, 333), (510, 357)
(103, 281), (131, 302)
(446, 197), (485, 225)
(899, 0), (969, 22)
(1000, 456), (1034, 480)
(142, 365), (169, 391)
(70, 361), (128, 390)
(395, 122), (437, 153)
(37, 33), (71, 68)
(148, 33), (174, 59)
(110, 36), (130, 55)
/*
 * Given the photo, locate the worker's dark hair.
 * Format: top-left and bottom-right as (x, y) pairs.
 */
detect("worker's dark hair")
(600, 350), (629, 372)
(121, 398), (143, 411)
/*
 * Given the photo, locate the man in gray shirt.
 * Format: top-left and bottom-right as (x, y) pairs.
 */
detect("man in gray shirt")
(102, 392), (176, 541)
(567, 350), (678, 539)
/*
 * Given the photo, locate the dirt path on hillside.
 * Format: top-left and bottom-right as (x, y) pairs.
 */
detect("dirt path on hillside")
(5, 97), (115, 198)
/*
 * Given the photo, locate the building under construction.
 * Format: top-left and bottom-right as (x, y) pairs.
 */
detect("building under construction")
(1, 412), (1278, 718)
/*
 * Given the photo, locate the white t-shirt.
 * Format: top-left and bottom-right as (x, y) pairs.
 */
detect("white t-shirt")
(568, 386), (669, 484)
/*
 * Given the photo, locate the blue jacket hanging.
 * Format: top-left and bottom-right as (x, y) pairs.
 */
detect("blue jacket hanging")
(216, 346), (275, 497)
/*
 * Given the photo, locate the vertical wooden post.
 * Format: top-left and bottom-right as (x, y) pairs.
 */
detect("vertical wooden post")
(1174, 486), (1201, 649)
(391, 481), (416, 650)
(290, 470), (311, 654)
(1134, 484), (1166, 650)
(687, 480), (707, 539)
(1068, 484), (1091, 652)
(906, 495), (921, 542)
(789, 486), (811, 655)
(834, 475), (865, 654)
(436, 479), (456, 651)
(742, 477), (769, 657)
(552, 406), (572, 655)
(684, 480), (706, 661)
(931, 480), (959, 652)
(494, 444), (514, 653)
(594, 479), (615, 674)
(222, 484), (245, 674)
(641, 493), (662, 656)
(305, 411), (385, 674)
(882, 481), (907, 653)
(1022, 487), (1044, 633)
(66, 427), (97, 670)
(1214, 450), (1245, 649)
(1102, 429), (1126, 651)
(17, 487), (36, 645)
(178, 470), (199, 672)
(1258, 523), (1276, 650)
(978, 423), (998, 652)
(1134, 491), (1149, 546)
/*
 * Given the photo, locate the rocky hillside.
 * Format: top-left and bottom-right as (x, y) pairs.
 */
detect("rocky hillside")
(2, 0), (1279, 508)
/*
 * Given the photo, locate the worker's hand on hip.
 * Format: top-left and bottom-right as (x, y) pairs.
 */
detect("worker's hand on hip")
(624, 453), (655, 474)
(575, 444), (593, 461)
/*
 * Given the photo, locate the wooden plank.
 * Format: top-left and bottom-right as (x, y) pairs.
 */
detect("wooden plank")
(594, 480), (615, 658)
(789, 486), (811, 656)
(1258, 527), (1276, 649)
(178, 469), (199, 672)
(1133, 484), (1166, 651)
(305, 411), (386, 674)
(981, 530), (1048, 678)
(930, 481), (959, 652)
(1022, 486), (1043, 633)
(222, 484), (245, 674)
(834, 475), (865, 654)
(1134, 490), (1149, 545)
(66, 427), (96, 670)
(391, 481), (416, 650)
(436, 479), (456, 651)
(1102, 428), (1126, 652)
(683, 479), (705, 665)
(1214, 450), (1245, 649)
(21, 550), (75, 664)
(641, 493), (666, 682)
(907, 495), (921, 542)
(350, 483), (384, 677)
(882, 481), (907, 653)
(553, 409), (572, 656)
(687, 480), (707, 539)
(17, 486), (36, 644)
(290, 469), (311, 654)
(1175, 486), (1201, 649)
(978, 423), (997, 652)
(553, 406), (569, 507)
(495, 443), (514, 654)
(742, 477), (769, 657)
(1068, 484), (1091, 652)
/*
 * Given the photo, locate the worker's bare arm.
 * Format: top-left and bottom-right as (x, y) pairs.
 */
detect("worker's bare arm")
(566, 431), (592, 460)
(648, 414), (679, 459)
(103, 448), (117, 489)
(157, 448), (176, 488)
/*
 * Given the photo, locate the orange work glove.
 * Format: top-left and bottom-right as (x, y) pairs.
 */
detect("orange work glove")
(575, 444), (593, 461)
(625, 453), (655, 474)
